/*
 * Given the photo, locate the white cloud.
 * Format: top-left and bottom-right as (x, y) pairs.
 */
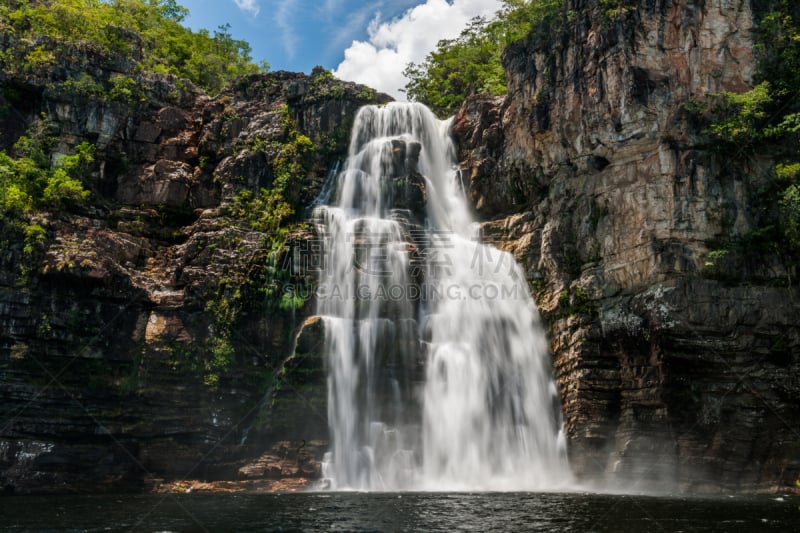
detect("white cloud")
(333, 0), (503, 101)
(234, 0), (260, 17)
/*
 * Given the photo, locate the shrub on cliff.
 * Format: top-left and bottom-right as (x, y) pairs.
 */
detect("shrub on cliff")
(0, 130), (92, 221)
(0, 0), (267, 95)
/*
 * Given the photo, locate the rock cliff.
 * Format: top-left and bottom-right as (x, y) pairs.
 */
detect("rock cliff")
(455, 0), (799, 492)
(0, 54), (389, 493)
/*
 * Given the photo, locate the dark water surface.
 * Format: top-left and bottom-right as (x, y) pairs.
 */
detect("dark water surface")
(1, 491), (797, 532)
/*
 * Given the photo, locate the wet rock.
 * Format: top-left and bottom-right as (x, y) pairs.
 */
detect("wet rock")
(257, 317), (328, 442)
(387, 139), (426, 221)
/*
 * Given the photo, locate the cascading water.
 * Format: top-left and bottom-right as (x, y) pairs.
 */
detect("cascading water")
(315, 102), (570, 491)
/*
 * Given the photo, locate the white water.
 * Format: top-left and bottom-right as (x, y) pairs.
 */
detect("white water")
(315, 102), (570, 491)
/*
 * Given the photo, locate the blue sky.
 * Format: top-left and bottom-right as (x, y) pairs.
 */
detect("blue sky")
(178, 0), (502, 99)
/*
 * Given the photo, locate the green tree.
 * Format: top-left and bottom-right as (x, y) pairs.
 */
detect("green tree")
(0, 0), (268, 95)
(403, 17), (506, 117)
(403, 0), (563, 117)
(0, 135), (93, 220)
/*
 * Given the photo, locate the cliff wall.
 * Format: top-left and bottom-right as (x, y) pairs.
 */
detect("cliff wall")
(0, 54), (388, 493)
(455, 0), (799, 492)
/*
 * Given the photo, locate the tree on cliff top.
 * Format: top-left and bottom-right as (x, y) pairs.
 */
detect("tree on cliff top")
(0, 0), (268, 94)
(403, 0), (563, 117)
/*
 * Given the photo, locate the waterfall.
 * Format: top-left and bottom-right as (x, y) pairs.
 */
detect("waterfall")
(314, 102), (570, 491)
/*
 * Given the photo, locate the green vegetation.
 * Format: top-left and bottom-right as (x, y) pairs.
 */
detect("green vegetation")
(201, 238), (308, 386)
(599, 0), (637, 21)
(0, 0), (267, 95)
(203, 336), (234, 386)
(229, 105), (314, 239)
(202, 273), (242, 387)
(231, 188), (294, 236)
(694, 1), (800, 280)
(556, 285), (596, 319)
(403, 0), (563, 117)
(200, 108), (314, 385)
(271, 108), (315, 206)
(0, 121), (92, 225)
(310, 66), (336, 92)
(0, 119), (92, 286)
(403, 17), (506, 117)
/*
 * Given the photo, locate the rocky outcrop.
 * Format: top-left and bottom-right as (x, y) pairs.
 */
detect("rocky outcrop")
(0, 62), (389, 493)
(456, 0), (799, 492)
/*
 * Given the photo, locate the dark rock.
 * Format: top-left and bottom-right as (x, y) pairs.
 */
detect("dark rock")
(134, 121), (162, 143)
(157, 106), (186, 136)
(0, 59), (388, 494)
(258, 316), (328, 442)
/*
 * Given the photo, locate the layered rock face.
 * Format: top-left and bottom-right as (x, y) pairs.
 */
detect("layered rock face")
(0, 62), (389, 493)
(455, 0), (799, 492)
